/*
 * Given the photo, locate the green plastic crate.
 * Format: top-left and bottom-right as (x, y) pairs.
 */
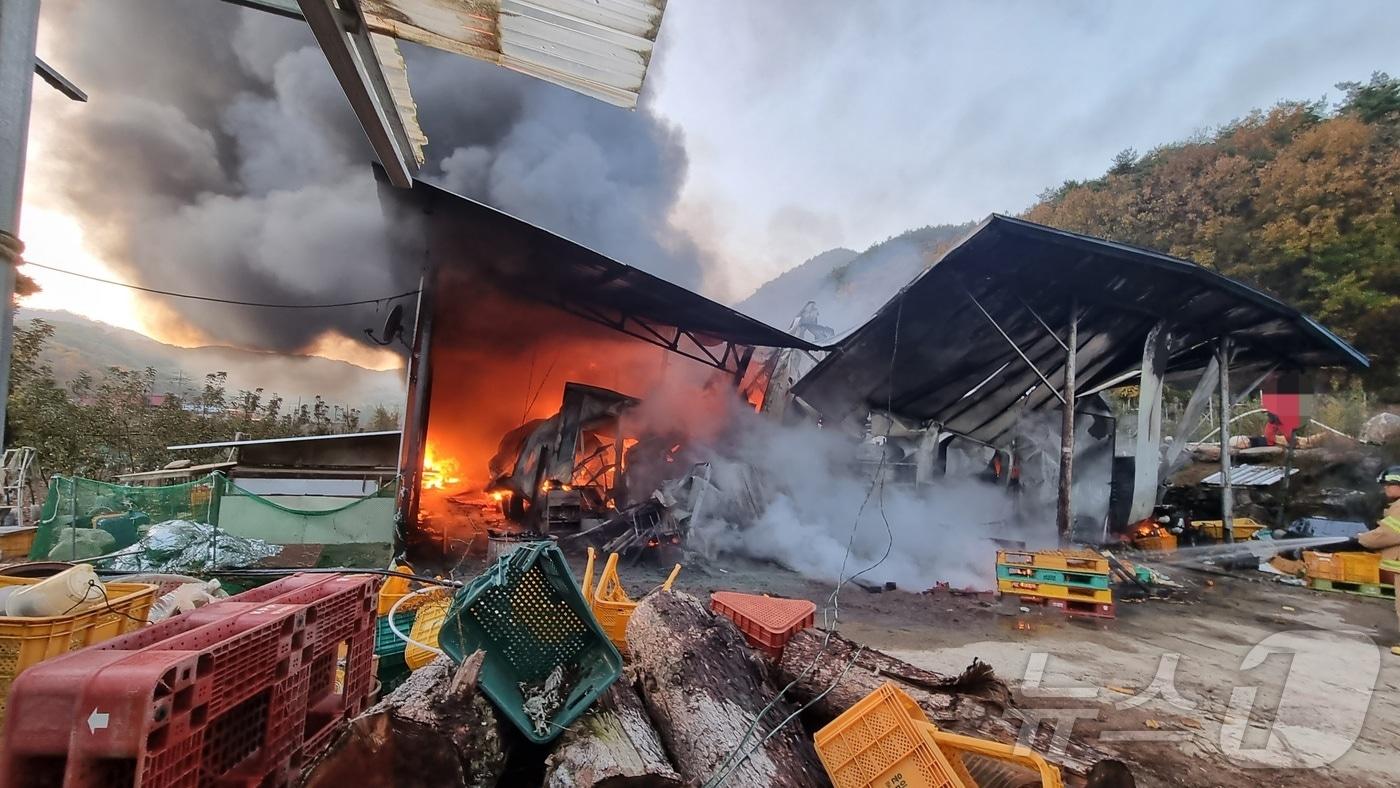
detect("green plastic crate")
(375, 610), (418, 657)
(377, 651), (412, 695)
(438, 542), (623, 744)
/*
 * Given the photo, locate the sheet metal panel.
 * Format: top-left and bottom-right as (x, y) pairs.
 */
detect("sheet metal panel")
(359, 0), (665, 108)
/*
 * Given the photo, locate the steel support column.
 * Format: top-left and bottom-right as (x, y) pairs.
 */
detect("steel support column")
(1217, 335), (1235, 544)
(0, 0), (42, 452)
(1056, 299), (1079, 542)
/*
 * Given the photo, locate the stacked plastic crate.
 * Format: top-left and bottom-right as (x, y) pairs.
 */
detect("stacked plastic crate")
(1302, 550), (1396, 599)
(996, 549), (1114, 619)
(0, 572), (379, 788)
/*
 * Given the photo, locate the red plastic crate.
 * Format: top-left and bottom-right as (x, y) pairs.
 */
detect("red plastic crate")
(0, 572), (378, 788)
(710, 591), (816, 659)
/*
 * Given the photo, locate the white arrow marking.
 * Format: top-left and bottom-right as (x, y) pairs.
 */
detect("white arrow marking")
(87, 708), (109, 734)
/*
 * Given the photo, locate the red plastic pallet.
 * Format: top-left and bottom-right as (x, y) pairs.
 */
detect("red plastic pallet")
(0, 572), (379, 788)
(1016, 595), (1116, 619)
(710, 591), (816, 659)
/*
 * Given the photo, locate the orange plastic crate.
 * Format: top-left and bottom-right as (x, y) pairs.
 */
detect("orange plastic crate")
(1303, 551), (1346, 581)
(814, 682), (962, 788)
(710, 591), (815, 659)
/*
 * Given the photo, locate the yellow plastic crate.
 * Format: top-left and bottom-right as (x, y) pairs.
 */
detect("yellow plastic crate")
(1303, 551), (1346, 582)
(995, 549), (1109, 575)
(0, 527), (38, 562)
(920, 723), (1064, 788)
(1196, 518), (1267, 541)
(1340, 552), (1382, 584)
(404, 597), (450, 670)
(0, 577), (157, 723)
(588, 552), (680, 656)
(997, 579), (1113, 604)
(814, 682), (963, 788)
(1134, 533), (1177, 552)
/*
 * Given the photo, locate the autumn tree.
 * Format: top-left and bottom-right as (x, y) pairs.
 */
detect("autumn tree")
(1026, 76), (1400, 396)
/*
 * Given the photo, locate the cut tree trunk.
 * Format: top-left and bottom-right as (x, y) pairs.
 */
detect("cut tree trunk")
(300, 652), (507, 788)
(627, 591), (831, 788)
(778, 628), (1112, 777)
(542, 680), (683, 788)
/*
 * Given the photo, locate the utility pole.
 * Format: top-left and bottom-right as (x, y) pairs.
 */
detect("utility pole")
(0, 0), (42, 451)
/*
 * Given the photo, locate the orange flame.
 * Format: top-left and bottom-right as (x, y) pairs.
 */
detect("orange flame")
(421, 443), (461, 490)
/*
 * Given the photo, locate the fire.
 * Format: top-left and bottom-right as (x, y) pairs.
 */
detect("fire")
(421, 443), (461, 490)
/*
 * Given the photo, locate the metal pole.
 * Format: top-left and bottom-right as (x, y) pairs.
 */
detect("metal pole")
(1217, 335), (1234, 544)
(1055, 300), (1078, 543)
(0, 0), (42, 452)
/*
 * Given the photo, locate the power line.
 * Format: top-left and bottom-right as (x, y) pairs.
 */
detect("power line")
(21, 259), (419, 308)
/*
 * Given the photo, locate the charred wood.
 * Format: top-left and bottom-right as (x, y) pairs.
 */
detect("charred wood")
(300, 652), (507, 788)
(542, 680), (683, 788)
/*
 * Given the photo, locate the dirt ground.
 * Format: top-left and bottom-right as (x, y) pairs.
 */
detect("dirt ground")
(607, 552), (1400, 788)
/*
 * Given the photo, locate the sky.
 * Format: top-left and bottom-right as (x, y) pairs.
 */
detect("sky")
(18, 0), (1400, 364)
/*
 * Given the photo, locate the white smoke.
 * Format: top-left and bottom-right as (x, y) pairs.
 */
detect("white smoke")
(639, 374), (1057, 591)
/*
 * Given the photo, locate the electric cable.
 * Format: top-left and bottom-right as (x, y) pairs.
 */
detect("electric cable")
(707, 298), (905, 786)
(21, 260), (419, 309)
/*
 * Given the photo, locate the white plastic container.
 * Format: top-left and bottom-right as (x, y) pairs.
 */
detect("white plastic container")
(4, 563), (103, 617)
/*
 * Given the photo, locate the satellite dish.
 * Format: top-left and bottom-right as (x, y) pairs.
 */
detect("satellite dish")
(365, 304), (408, 348)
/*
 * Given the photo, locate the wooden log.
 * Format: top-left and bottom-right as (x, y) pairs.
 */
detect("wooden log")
(542, 680), (683, 788)
(627, 590), (831, 788)
(778, 628), (1111, 777)
(301, 652), (507, 788)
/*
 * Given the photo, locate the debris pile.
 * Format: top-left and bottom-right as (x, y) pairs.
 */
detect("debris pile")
(310, 552), (1122, 788)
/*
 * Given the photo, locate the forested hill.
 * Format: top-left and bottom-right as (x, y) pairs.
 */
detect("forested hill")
(1025, 73), (1400, 397)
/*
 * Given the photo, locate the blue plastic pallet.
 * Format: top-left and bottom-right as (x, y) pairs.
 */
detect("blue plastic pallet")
(996, 563), (1110, 590)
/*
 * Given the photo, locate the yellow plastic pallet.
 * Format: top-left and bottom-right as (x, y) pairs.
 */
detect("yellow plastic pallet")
(995, 549), (1109, 576)
(997, 578), (1114, 604)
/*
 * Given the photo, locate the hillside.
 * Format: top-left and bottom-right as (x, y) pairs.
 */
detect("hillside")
(739, 224), (975, 337)
(1025, 73), (1400, 395)
(18, 308), (407, 412)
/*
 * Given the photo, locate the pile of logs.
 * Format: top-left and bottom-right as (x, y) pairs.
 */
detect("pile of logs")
(300, 589), (1115, 788)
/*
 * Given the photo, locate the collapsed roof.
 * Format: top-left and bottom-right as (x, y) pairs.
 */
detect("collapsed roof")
(791, 215), (1368, 445)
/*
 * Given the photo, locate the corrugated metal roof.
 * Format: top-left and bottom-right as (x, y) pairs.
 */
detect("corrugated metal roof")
(791, 215), (1368, 446)
(359, 0), (665, 108)
(1202, 466), (1298, 487)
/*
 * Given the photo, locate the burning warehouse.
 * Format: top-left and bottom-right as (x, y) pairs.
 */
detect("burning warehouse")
(379, 177), (820, 565)
(377, 177), (1366, 587)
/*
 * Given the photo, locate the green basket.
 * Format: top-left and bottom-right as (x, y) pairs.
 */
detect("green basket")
(377, 651), (412, 695)
(438, 542), (622, 744)
(374, 610), (418, 657)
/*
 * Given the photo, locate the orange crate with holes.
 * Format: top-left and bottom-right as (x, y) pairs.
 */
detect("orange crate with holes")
(710, 591), (815, 659)
(1303, 551), (1346, 581)
(814, 682), (963, 788)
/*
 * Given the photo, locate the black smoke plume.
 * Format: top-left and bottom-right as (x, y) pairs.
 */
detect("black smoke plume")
(30, 0), (702, 356)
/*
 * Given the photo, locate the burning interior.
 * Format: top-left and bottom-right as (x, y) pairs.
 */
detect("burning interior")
(386, 179), (818, 566)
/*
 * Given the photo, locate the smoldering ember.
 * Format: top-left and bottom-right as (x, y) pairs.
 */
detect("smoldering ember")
(2, 3), (1399, 788)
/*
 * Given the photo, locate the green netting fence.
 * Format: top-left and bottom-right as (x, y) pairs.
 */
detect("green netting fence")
(32, 472), (397, 570)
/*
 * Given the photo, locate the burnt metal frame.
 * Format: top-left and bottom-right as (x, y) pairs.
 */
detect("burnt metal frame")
(554, 299), (755, 376)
